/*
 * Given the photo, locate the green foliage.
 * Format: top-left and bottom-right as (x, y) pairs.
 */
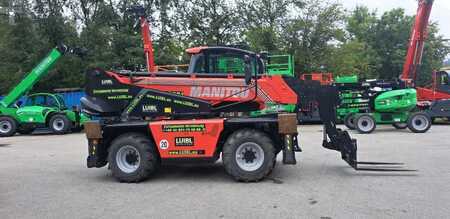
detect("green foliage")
(338, 6), (450, 85)
(329, 40), (380, 78)
(0, 0), (449, 95)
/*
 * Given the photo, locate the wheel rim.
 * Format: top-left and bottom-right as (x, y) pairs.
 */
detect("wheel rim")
(52, 118), (65, 131)
(116, 145), (141, 173)
(235, 142), (265, 172)
(412, 115), (429, 131)
(0, 121), (12, 134)
(358, 117), (374, 132)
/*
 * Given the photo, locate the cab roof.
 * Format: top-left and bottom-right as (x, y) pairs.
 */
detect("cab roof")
(185, 46), (256, 56)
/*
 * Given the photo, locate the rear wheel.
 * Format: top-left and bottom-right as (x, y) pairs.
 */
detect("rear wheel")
(108, 133), (160, 183)
(355, 114), (376, 134)
(407, 112), (431, 133)
(222, 129), (276, 182)
(0, 117), (17, 137)
(49, 114), (72, 134)
(344, 113), (356, 130)
(392, 123), (408, 129)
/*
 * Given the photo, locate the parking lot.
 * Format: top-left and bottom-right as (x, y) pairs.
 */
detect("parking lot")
(0, 124), (449, 218)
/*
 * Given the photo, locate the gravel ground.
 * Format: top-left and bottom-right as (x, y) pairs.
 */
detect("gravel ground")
(0, 124), (449, 219)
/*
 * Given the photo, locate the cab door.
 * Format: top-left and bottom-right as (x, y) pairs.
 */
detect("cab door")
(436, 71), (450, 95)
(16, 94), (57, 124)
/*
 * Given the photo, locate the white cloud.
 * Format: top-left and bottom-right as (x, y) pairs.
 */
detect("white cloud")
(338, 0), (450, 39)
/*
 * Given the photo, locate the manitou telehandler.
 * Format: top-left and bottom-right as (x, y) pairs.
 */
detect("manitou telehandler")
(0, 44), (89, 137)
(81, 44), (413, 183)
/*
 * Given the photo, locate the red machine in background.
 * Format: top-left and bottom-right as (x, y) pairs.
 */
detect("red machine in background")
(131, 6), (157, 73)
(400, 0), (450, 119)
(300, 73), (333, 85)
(401, 0), (434, 85)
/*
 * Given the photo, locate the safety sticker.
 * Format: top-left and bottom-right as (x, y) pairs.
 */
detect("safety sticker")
(159, 139), (169, 150)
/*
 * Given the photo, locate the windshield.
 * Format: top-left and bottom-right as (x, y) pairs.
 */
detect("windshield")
(188, 51), (261, 75)
(23, 94), (65, 109)
(55, 95), (67, 109)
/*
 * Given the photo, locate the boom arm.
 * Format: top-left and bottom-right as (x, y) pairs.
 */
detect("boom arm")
(129, 5), (156, 73)
(141, 16), (157, 73)
(0, 44), (85, 108)
(401, 0), (434, 83)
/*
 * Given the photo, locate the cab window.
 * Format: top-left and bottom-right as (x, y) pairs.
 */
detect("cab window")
(55, 95), (66, 109)
(440, 73), (449, 85)
(208, 54), (248, 74)
(23, 95), (60, 108)
(24, 95), (45, 106)
(192, 54), (206, 73)
(189, 51), (260, 75)
(46, 96), (59, 108)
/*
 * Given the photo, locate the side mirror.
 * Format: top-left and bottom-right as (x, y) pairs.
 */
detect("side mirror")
(244, 55), (252, 85)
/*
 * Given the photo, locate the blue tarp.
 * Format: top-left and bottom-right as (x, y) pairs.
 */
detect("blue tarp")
(57, 91), (85, 108)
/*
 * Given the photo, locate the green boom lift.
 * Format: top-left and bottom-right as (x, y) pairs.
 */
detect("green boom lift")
(335, 76), (431, 134)
(0, 44), (89, 137)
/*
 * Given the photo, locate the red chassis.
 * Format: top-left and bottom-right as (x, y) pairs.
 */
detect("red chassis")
(103, 70), (298, 108)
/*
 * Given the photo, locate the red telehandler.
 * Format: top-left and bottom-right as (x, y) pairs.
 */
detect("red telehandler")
(79, 6), (413, 183)
(401, 0), (450, 120)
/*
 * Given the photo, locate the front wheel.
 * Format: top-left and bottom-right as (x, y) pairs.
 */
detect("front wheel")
(49, 114), (72, 134)
(222, 129), (276, 182)
(108, 133), (160, 183)
(407, 112), (431, 133)
(355, 114), (376, 134)
(344, 113), (356, 130)
(0, 117), (18, 137)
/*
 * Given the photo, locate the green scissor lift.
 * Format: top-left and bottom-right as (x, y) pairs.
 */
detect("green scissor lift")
(335, 76), (431, 134)
(0, 44), (89, 137)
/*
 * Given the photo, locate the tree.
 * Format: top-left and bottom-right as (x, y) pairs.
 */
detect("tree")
(329, 40), (380, 78)
(238, 0), (297, 53)
(281, 0), (345, 73)
(1, 0), (449, 95)
(337, 6), (450, 84)
(177, 0), (241, 46)
(346, 6), (377, 42)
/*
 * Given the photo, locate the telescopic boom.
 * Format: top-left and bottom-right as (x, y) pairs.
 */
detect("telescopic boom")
(401, 0), (434, 84)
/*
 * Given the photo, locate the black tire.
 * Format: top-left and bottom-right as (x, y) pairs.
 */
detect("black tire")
(407, 112), (431, 133)
(431, 117), (436, 123)
(17, 127), (35, 135)
(222, 129), (276, 182)
(49, 114), (72, 134)
(344, 113), (356, 130)
(108, 133), (160, 183)
(0, 116), (18, 137)
(392, 123), (408, 129)
(355, 114), (376, 134)
(71, 126), (84, 133)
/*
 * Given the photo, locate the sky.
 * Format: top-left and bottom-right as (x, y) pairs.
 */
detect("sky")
(338, 0), (450, 40)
